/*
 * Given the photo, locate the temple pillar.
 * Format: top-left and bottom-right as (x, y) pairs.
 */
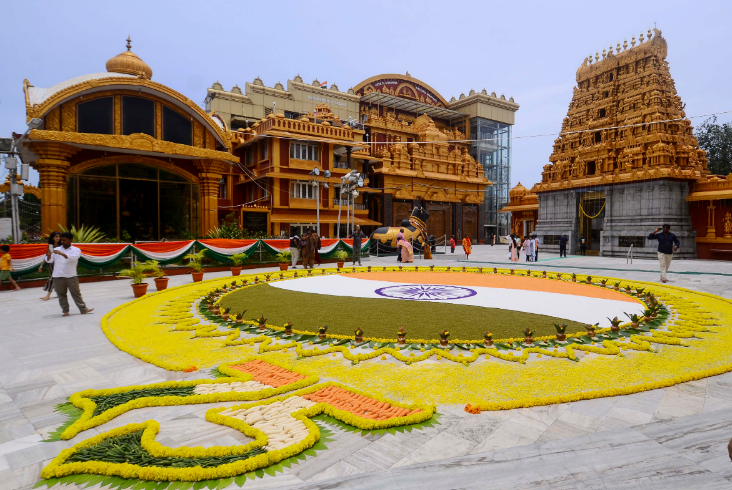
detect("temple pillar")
(28, 143), (77, 235)
(195, 159), (229, 237)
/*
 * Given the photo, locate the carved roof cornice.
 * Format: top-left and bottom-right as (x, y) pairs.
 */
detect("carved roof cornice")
(26, 130), (239, 164)
(448, 92), (519, 112)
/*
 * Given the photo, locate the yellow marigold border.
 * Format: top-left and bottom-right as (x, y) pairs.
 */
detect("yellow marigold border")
(59, 357), (318, 440)
(41, 381), (434, 482)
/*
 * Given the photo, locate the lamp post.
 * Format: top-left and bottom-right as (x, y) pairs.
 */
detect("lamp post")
(2, 118), (42, 243)
(309, 167), (331, 236)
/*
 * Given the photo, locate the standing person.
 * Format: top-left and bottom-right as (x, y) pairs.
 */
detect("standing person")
(423, 236), (433, 260)
(522, 236), (530, 262)
(559, 234), (568, 257)
(289, 232), (301, 269)
(306, 228), (318, 269)
(533, 235), (540, 261)
(39, 231), (61, 300)
(397, 231), (414, 263)
(462, 235), (472, 260)
(648, 224), (680, 283)
(579, 235), (587, 256)
(0, 244), (21, 292)
(45, 232), (93, 316)
(351, 225), (366, 266)
(491, 233), (495, 246)
(450, 235), (455, 254)
(509, 234), (518, 262)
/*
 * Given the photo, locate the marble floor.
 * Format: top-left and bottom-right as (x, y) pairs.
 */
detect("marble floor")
(1, 247), (731, 490)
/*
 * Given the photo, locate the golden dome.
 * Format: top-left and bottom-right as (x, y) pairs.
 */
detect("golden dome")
(106, 37), (153, 79)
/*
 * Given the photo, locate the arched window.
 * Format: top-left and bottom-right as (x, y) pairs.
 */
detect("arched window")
(163, 106), (192, 145)
(77, 97), (113, 134)
(122, 96), (155, 136)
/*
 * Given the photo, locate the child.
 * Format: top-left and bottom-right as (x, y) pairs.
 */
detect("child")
(450, 235), (455, 253)
(0, 244), (21, 291)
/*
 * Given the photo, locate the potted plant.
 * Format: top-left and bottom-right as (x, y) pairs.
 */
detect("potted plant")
(554, 323), (567, 342)
(235, 312), (245, 324)
(397, 326), (406, 345)
(334, 250), (348, 269)
(184, 250), (207, 282)
(556, 273), (563, 280)
(231, 280), (238, 289)
(264, 273), (272, 281)
(586, 275), (593, 284)
(212, 302), (221, 315)
(355, 327), (364, 343)
(493, 268), (498, 274)
(221, 307), (231, 321)
(284, 321), (294, 336)
(625, 312), (641, 329)
(585, 323), (598, 337)
(275, 250), (291, 271)
(230, 252), (247, 276)
(523, 327), (534, 344)
(398, 265), (403, 271)
(635, 288), (645, 297)
(318, 325), (328, 339)
(643, 309), (653, 323)
(510, 269), (515, 275)
(542, 271), (547, 278)
(600, 279), (607, 288)
(607, 316), (621, 333)
(446, 266), (451, 271)
(368, 265), (372, 272)
(613, 281), (621, 291)
(241, 279), (248, 287)
(254, 314), (267, 331)
(142, 260), (168, 291)
(571, 273), (577, 282)
(416, 266), (421, 272)
(525, 269), (531, 276)
(439, 330), (450, 347)
(484, 331), (493, 347)
(478, 267), (483, 273)
(118, 262), (157, 298)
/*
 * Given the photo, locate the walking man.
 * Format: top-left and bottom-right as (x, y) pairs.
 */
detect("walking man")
(450, 236), (456, 253)
(45, 232), (93, 317)
(648, 224), (679, 283)
(579, 235), (587, 256)
(559, 234), (568, 258)
(351, 225), (366, 266)
(289, 232), (301, 268)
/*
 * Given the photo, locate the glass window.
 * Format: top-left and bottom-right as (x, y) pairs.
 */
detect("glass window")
(78, 175), (117, 238)
(119, 163), (158, 180)
(159, 169), (188, 182)
(289, 142), (319, 161)
(81, 164), (116, 177)
(77, 97), (113, 134)
(122, 96), (155, 136)
(262, 142), (268, 159)
(162, 106), (192, 145)
(160, 182), (192, 239)
(219, 177), (228, 199)
(291, 180), (314, 199)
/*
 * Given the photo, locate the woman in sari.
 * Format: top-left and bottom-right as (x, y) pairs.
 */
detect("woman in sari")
(509, 234), (519, 262)
(397, 232), (414, 263)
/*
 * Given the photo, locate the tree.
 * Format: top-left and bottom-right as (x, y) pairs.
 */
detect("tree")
(695, 116), (732, 176)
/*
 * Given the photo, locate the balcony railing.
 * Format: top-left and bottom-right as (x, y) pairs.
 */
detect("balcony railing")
(333, 199), (366, 210)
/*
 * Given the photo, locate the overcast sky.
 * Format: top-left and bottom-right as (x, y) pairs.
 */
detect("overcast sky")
(2, 0), (730, 188)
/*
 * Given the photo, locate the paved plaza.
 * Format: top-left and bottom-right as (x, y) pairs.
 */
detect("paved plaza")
(1, 246), (732, 490)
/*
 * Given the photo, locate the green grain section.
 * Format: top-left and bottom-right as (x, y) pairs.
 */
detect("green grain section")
(219, 284), (586, 340)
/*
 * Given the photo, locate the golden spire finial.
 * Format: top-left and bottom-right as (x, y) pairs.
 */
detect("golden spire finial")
(623, 39), (628, 51)
(639, 31), (645, 43)
(648, 28), (652, 40)
(608, 45), (613, 56)
(631, 35), (636, 47)
(126, 36), (131, 51)
(602, 48), (606, 58)
(617, 41), (621, 52)
(595, 51), (599, 62)
(588, 54), (593, 64)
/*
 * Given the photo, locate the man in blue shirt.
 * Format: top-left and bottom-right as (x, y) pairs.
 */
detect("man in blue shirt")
(648, 224), (680, 283)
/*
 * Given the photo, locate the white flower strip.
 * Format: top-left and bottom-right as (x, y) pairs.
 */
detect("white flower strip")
(219, 396), (317, 451)
(193, 380), (270, 394)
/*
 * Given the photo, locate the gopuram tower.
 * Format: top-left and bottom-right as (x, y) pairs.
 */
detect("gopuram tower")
(533, 28), (708, 258)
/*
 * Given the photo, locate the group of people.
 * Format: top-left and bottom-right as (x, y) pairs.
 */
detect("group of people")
(449, 235), (472, 259)
(0, 231), (93, 316)
(507, 234), (540, 262)
(288, 228), (322, 269)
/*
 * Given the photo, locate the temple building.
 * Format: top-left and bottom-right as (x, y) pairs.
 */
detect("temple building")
(208, 73), (518, 240)
(499, 182), (539, 238)
(18, 38), (238, 241)
(531, 28), (713, 258)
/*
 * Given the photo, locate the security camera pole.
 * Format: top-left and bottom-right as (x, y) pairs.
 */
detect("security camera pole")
(1, 118), (43, 243)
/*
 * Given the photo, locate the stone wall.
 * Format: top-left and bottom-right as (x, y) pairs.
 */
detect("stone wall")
(535, 190), (579, 254)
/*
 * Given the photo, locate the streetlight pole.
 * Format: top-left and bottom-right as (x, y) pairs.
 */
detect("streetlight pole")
(310, 167), (330, 237)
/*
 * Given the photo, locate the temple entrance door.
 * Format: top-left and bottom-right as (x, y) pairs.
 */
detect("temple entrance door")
(426, 202), (452, 239)
(392, 200), (412, 227)
(462, 205), (478, 240)
(578, 191), (605, 255)
(523, 220), (534, 237)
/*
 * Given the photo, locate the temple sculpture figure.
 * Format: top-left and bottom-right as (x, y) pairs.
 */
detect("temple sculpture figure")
(370, 202), (433, 253)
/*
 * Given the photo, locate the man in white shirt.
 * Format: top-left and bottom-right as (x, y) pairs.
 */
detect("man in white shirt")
(45, 232), (93, 317)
